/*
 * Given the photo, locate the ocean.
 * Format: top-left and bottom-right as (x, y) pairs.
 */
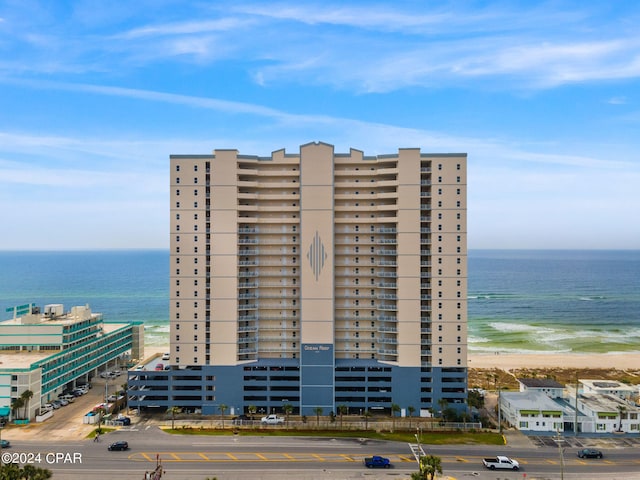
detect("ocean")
(1, 249), (638, 354)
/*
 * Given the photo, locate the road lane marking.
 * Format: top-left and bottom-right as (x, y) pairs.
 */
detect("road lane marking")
(226, 453), (238, 460)
(255, 453), (268, 461)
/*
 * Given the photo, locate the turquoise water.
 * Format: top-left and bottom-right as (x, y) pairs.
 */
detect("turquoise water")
(1, 249), (639, 353)
(469, 250), (640, 354)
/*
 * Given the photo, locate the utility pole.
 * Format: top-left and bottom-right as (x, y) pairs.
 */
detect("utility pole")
(574, 374), (579, 436)
(557, 428), (565, 480)
(497, 387), (502, 433)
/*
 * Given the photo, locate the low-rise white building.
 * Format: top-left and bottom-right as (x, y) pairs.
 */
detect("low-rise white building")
(574, 393), (640, 434)
(518, 378), (564, 399)
(500, 390), (567, 432)
(499, 378), (640, 434)
(580, 380), (636, 400)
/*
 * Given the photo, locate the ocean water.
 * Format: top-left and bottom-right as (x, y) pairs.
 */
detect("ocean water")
(469, 250), (640, 354)
(0, 250), (170, 347)
(1, 249), (638, 354)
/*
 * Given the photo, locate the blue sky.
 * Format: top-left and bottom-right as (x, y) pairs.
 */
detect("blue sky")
(1, 1), (639, 250)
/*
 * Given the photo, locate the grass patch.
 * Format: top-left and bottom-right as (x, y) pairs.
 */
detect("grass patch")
(160, 427), (503, 445)
(87, 427), (115, 439)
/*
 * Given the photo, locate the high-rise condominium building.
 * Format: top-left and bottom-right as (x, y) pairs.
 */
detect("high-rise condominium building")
(144, 142), (466, 416)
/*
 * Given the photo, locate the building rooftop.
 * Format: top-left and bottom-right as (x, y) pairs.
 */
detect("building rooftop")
(580, 393), (640, 413)
(581, 379), (635, 392)
(0, 350), (52, 370)
(501, 390), (573, 414)
(518, 378), (564, 389)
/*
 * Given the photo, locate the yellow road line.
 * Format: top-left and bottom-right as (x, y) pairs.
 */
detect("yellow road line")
(455, 456), (468, 463)
(255, 453), (268, 461)
(226, 453), (238, 460)
(340, 454), (355, 462)
(312, 453), (325, 461)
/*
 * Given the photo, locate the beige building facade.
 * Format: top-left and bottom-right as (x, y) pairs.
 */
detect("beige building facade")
(139, 142), (466, 416)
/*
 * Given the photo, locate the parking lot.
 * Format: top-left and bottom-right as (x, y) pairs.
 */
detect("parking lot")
(3, 374), (131, 442)
(528, 433), (640, 449)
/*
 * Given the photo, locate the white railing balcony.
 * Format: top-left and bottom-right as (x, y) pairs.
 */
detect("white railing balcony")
(377, 326), (397, 332)
(376, 294), (397, 300)
(378, 349), (398, 355)
(377, 304), (397, 311)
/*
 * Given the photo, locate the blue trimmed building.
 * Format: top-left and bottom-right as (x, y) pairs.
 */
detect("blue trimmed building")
(0, 303), (143, 420)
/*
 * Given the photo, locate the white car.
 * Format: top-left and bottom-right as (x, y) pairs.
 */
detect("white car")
(162, 353), (170, 361)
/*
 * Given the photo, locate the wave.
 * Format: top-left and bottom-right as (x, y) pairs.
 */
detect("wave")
(144, 323), (170, 333)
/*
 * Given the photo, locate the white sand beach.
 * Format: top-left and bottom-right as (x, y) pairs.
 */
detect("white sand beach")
(469, 352), (640, 370)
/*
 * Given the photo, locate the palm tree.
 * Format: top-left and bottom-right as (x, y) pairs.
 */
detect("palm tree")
(218, 403), (228, 428)
(95, 406), (106, 434)
(437, 398), (449, 419)
(390, 403), (401, 431)
(338, 404), (348, 429)
(167, 406), (181, 430)
(411, 454), (442, 480)
(248, 405), (257, 420)
(408, 406), (416, 428)
(313, 407), (323, 427)
(362, 410), (372, 430)
(11, 397), (24, 420)
(20, 390), (33, 420)
(283, 403), (293, 427)
(617, 405), (627, 432)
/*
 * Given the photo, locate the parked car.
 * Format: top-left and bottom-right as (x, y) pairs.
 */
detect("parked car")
(58, 399), (69, 406)
(155, 363), (164, 371)
(577, 448), (603, 459)
(260, 414), (285, 425)
(0, 440), (10, 448)
(108, 441), (129, 451)
(232, 414), (250, 425)
(43, 403), (54, 411)
(161, 353), (170, 361)
(51, 401), (62, 409)
(114, 416), (131, 426)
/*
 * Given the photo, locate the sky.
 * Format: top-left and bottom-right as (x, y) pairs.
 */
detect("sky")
(0, 1), (639, 250)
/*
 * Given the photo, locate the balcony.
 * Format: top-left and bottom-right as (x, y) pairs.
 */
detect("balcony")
(377, 304), (397, 311)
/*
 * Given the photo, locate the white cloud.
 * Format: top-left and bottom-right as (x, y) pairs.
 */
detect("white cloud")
(607, 96), (627, 104)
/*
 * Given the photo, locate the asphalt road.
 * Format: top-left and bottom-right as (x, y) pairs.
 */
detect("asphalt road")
(4, 427), (640, 480)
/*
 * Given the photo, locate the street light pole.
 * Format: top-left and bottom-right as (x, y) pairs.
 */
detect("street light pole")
(497, 387), (502, 433)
